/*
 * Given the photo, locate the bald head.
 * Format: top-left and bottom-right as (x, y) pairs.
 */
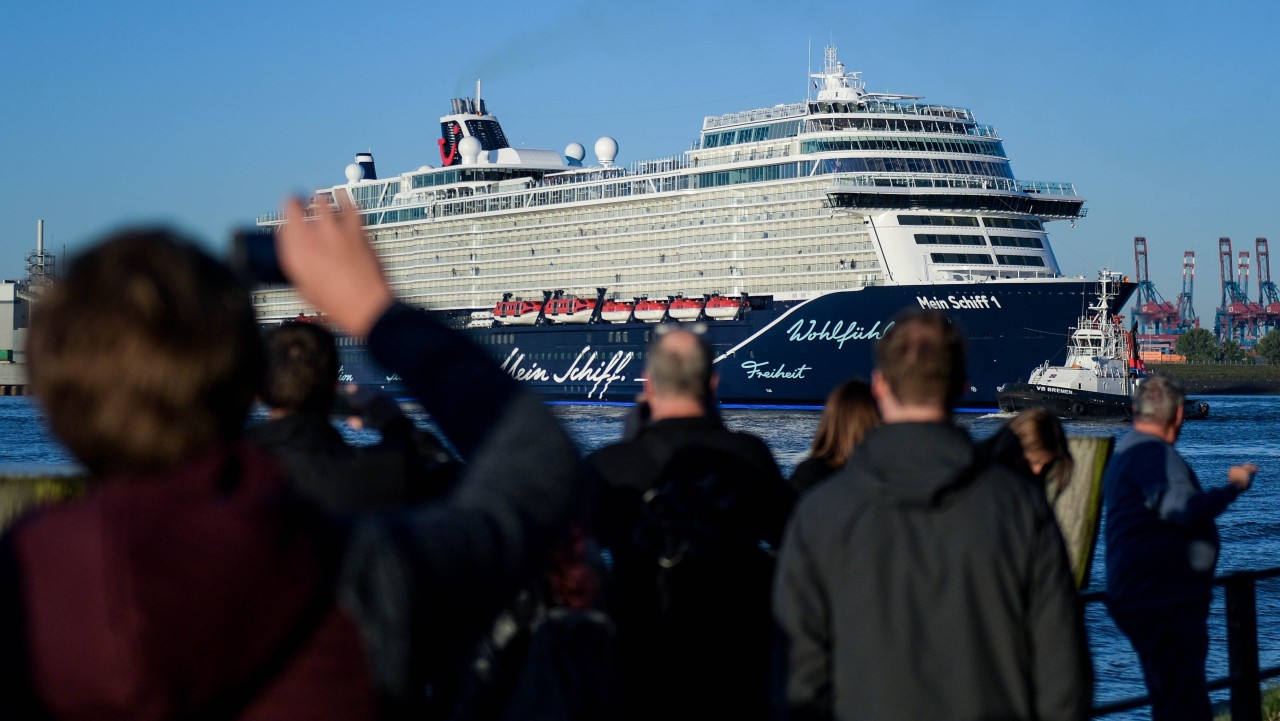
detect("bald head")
(644, 328), (715, 407)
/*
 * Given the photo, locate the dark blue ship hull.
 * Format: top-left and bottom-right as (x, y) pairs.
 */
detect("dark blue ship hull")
(337, 279), (1135, 412)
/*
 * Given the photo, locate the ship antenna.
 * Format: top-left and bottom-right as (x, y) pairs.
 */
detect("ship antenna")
(475, 78), (481, 115)
(806, 37), (812, 102)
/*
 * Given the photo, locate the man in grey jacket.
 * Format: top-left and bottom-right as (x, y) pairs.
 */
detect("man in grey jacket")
(772, 309), (1092, 721)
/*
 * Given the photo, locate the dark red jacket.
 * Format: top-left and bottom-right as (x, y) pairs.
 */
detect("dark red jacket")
(1, 303), (584, 719)
(2, 442), (377, 721)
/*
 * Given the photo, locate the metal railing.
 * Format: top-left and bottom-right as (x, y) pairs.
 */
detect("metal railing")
(830, 173), (1081, 197)
(1083, 567), (1280, 720)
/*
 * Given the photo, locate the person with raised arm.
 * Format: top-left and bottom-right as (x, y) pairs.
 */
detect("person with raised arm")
(0, 197), (583, 720)
(1104, 375), (1255, 721)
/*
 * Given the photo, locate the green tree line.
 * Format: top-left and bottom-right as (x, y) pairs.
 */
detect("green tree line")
(1174, 327), (1280, 364)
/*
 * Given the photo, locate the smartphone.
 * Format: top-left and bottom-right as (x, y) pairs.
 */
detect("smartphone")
(230, 229), (287, 285)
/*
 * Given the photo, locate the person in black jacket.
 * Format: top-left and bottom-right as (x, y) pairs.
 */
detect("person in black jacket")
(589, 325), (794, 721)
(247, 320), (459, 512)
(773, 309), (1092, 721)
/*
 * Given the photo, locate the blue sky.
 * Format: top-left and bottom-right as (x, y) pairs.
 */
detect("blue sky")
(3, 1), (1277, 324)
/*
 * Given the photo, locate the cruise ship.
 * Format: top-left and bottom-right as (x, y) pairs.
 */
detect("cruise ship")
(254, 44), (1132, 410)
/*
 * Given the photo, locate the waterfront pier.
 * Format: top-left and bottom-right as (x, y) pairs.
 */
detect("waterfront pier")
(0, 362), (29, 395)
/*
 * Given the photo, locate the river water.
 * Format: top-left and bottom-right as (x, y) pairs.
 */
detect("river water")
(2, 394), (1276, 716)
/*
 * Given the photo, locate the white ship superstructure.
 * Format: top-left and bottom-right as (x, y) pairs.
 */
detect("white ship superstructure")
(1027, 272), (1133, 397)
(255, 45), (1084, 326)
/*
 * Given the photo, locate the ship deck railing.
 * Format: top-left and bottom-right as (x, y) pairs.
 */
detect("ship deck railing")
(831, 174), (1080, 197)
(701, 99), (977, 131)
(252, 145), (1065, 227)
(703, 102), (809, 130)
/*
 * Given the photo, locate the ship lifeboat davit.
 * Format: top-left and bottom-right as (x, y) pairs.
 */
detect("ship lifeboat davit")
(704, 294), (744, 320)
(545, 295), (596, 324)
(600, 300), (634, 323)
(668, 297), (703, 321)
(634, 298), (668, 323)
(494, 298), (541, 326)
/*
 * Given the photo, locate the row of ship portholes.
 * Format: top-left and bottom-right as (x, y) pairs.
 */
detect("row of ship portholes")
(471, 330), (672, 347)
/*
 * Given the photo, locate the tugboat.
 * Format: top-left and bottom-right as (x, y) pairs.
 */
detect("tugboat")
(997, 271), (1209, 420)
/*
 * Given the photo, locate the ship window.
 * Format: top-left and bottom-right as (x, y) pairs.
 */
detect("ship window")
(914, 234), (986, 246)
(930, 253), (994, 265)
(898, 215), (980, 227)
(819, 157), (1013, 179)
(996, 254), (1046, 267)
(801, 137), (1005, 158)
(982, 217), (1043, 230)
(989, 235), (1044, 249)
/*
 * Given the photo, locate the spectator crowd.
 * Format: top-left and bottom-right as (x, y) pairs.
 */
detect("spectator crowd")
(0, 198), (1258, 721)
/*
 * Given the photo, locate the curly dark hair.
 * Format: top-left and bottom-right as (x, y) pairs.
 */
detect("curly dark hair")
(28, 229), (263, 475)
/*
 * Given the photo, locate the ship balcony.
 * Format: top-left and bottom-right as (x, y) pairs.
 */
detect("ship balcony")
(826, 174), (1086, 219)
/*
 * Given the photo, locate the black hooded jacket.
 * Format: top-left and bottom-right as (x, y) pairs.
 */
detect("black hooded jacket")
(773, 422), (1092, 721)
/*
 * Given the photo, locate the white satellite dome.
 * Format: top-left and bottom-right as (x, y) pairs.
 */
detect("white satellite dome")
(344, 163), (364, 183)
(564, 142), (586, 163)
(458, 136), (483, 165)
(594, 136), (618, 167)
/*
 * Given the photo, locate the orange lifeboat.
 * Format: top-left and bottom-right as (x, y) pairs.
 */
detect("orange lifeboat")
(544, 295), (596, 324)
(704, 294), (745, 320)
(668, 296), (703, 321)
(493, 298), (542, 326)
(634, 298), (668, 323)
(600, 300), (634, 323)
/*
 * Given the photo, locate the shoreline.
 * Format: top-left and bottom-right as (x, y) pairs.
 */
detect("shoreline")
(1146, 363), (1280, 395)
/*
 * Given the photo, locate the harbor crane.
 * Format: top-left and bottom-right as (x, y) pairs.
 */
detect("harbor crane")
(1132, 237), (1180, 334)
(1176, 251), (1199, 329)
(1214, 237), (1262, 344)
(1257, 238), (1280, 336)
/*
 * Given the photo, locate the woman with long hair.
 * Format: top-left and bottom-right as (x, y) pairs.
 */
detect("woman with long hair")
(1005, 408), (1075, 503)
(788, 378), (881, 493)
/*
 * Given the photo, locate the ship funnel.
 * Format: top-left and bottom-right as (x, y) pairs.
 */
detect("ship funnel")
(450, 96), (488, 115)
(355, 152), (377, 180)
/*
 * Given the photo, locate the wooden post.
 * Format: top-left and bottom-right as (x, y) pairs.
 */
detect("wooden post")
(1056, 435), (1115, 589)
